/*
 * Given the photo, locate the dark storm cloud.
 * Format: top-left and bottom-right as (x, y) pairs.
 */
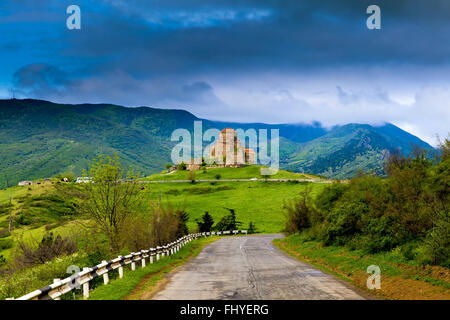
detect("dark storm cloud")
(5, 0), (450, 88)
(1, 0), (449, 144)
(13, 63), (71, 95)
(51, 0), (448, 82)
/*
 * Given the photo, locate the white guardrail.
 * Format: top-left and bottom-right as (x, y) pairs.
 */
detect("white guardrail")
(7, 230), (247, 300)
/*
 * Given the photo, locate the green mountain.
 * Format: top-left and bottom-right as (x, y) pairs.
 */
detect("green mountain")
(0, 99), (434, 187)
(282, 124), (432, 179)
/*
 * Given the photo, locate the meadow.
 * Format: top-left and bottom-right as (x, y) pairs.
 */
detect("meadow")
(139, 180), (326, 233)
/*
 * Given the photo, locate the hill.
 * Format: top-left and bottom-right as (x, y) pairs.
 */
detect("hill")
(0, 99), (434, 187)
(146, 165), (320, 181)
(282, 123), (433, 179)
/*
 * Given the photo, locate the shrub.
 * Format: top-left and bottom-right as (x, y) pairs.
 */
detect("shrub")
(283, 188), (316, 235)
(215, 174), (221, 180)
(13, 232), (77, 268)
(0, 239), (13, 250)
(0, 252), (88, 300)
(14, 213), (33, 226)
(187, 170), (196, 183)
(0, 229), (10, 239)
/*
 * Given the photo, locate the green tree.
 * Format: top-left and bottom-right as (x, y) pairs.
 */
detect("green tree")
(248, 221), (257, 234)
(165, 163), (173, 170)
(176, 209), (190, 238)
(79, 154), (141, 253)
(197, 211), (214, 232)
(214, 208), (242, 231)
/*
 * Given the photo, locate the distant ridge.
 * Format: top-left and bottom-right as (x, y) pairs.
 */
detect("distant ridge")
(0, 99), (434, 187)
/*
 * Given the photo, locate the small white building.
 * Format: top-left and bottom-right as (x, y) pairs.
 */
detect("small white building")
(18, 181), (33, 186)
(76, 177), (93, 183)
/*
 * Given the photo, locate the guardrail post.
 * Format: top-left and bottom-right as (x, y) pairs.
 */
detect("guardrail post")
(102, 261), (109, 285)
(118, 256), (124, 278)
(53, 279), (61, 300)
(142, 256), (146, 267)
(131, 256), (136, 271)
(82, 268), (90, 299)
(156, 247), (161, 261)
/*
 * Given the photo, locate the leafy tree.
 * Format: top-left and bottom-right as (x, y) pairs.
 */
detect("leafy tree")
(79, 154), (141, 253)
(197, 211), (214, 232)
(165, 163), (173, 170)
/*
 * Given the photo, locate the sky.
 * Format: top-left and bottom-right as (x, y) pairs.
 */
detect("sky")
(0, 0), (449, 146)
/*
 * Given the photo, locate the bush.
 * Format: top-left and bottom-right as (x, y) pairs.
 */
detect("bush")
(187, 170), (196, 183)
(13, 232), (77, 268)
(0, 239), (13, 250)
(281, 140), (450, 266)
(14, 213), (33, 226)
(0, 252), (88, 300)
(283, 188), (316, 235)
(215, 174), (221, 180)
(0, 255), (6, 267)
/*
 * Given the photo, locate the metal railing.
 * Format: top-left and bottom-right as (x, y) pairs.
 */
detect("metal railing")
(8, 230), (247, 300)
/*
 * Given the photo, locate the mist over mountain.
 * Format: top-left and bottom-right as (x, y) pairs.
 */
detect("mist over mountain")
(0, 99), (433, 187)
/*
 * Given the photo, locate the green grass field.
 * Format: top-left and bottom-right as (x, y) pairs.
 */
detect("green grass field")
(139, 180), (325, 233)
(145, 165), (320, 181)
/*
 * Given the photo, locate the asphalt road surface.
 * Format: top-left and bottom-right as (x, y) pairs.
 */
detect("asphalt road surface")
(152, 234), (367, 300)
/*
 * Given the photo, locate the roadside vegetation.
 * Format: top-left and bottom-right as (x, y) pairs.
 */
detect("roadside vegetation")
(0, 154), (191, 299)
(277, 138), (450, 299)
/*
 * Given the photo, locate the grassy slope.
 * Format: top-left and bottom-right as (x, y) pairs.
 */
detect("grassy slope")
(0, 183), (82, 259)
(274, 234), (450, 300)
(146, 165), (320, 181)
(88, 236), (217, 300)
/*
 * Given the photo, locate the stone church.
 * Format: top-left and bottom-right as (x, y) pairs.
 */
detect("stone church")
(186, 128), (256, 170)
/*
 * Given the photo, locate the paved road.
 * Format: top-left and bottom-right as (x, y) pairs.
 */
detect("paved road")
(152, 234), (366, 300)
